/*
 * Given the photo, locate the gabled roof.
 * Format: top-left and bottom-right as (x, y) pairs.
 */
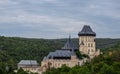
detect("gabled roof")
(44, 50), (75, 60)
(78, 25), (96, 36)
(43, 36), (77, 60)
(61, 36), (76, 50)
(18, 60), (38, 66)
(48, 50), (72, 58)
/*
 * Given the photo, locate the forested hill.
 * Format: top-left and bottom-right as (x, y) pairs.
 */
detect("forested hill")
(44, 43), (120, 74)
(0, 36), (120, 66)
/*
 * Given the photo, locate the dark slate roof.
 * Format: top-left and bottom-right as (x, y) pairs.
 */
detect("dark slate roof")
(44, 50), (75, 60)
(18, 60), (38, 66)
(78, 25), (96, 36)
(61, 36), (76, 50)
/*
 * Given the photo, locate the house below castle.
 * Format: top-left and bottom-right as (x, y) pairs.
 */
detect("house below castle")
(18, 60), (39, 73)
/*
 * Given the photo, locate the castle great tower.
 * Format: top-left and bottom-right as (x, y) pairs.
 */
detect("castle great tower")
(78, 25), (97, 58)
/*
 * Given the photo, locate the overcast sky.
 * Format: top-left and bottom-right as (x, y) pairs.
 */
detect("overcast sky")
(0, 0), (120, 39)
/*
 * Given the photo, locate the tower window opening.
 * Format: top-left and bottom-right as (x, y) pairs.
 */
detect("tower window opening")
(91, 44), (93, 47)
(88, 43), (90, 47)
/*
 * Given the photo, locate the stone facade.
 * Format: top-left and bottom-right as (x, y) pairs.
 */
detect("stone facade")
(79, 36), (97, 58)
(41, 55), (88, 72)
(78, 25), (100, 58)
(41, 55), (79, 69)
(18, 66), (39, 73)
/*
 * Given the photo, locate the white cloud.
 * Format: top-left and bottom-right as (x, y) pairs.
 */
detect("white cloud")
(0, 0), (18, 6)
(0, 0), (119, 38)
(0, 12), (90, 27)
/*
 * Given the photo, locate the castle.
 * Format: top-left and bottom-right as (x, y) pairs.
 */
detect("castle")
(18, 25), (100, 74)
(41, 25), (100, 71)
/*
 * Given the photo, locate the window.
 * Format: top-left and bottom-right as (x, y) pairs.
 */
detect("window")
(58, 64), (60, 66)
(91, 44), (93, 47)
(88, 43), (90, 47)
(91, 49), (94, 52)
(88, 49), (90, 54)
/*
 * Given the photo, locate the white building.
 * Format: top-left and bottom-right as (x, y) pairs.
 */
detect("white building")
(18, 60), (39, 73)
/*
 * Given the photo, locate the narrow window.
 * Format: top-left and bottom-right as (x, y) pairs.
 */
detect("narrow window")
(88, 43), (90, 47)
(91, 44), (93, 47)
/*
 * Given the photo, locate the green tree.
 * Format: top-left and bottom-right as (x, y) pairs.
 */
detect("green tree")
(100, 64), (115, 74)
(17, 68), (28, 74)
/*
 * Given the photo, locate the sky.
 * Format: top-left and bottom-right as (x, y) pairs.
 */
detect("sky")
(0, 0), (120, 39)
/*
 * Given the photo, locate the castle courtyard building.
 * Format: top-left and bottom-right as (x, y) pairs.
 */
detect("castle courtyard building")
(41, 37), (82, 69)
(18, 60), (39, 73)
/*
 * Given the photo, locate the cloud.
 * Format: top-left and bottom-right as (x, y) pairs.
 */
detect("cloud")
(0, 12), (89, 24)
(0, 0), (119, 38)
(0, 12), (90, 34)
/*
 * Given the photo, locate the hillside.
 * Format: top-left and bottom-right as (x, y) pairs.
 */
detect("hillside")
(44, 43), (120, 74)
(0, 36), (120, 66)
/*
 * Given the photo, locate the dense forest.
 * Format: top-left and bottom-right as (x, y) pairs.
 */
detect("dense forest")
(0, 36), (120, 74)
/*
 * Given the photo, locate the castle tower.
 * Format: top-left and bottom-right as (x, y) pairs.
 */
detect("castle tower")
(61, 36), (77, 51)
(78, 25), (96, 58)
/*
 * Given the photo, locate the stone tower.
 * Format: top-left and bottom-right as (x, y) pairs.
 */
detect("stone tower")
(78, 25), (97, 58)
